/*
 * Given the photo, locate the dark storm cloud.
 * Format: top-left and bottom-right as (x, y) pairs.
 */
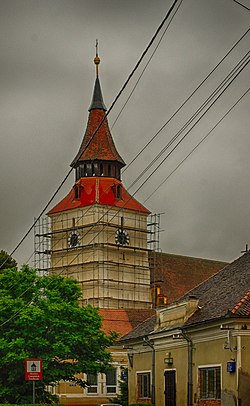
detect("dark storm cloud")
(0, 0), (249, 265)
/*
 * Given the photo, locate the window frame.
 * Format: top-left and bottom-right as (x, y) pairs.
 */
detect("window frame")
(137, 371), (151, 399)
(86, 373), (98, 394)
(198, 365), (221, 400)
(105, 368), (118, 394)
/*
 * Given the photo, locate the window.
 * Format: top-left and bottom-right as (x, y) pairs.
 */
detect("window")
(84, 164), (87, 176)
(137, 372), (150, 398)
(74, 185), (79, 199)
(87, 373), (98, 394)
(199, 367), (221, 399)
(117, 185), (122, 199)
(106, 368), (117, 394)
(100, 163), (104, 176)
(73, 184), (83, 200)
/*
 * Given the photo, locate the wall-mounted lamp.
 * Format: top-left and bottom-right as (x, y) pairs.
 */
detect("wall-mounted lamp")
(164, 352), (173, 365)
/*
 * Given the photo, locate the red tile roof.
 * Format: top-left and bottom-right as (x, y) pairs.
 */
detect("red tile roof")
(48, 177), (150, 215)
(231, 290), (250, 315)
(99, 308), (155, 337)
(149, 252), (226, 304)
(72, 108), (125, 166)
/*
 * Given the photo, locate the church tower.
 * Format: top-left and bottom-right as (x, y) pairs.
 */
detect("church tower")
(47, 52), (151, 309)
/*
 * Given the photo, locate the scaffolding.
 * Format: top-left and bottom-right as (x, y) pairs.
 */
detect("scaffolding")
(34, 207), (162, 309)
(147, 213), (164, 307)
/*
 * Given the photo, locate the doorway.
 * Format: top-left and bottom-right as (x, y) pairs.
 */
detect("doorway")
(164, 370), (176, 406)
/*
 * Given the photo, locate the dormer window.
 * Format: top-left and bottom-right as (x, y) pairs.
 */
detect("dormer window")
(117, 185), (122, 199)
(74, 184), (83, 200)
(111, 184), (122, 199)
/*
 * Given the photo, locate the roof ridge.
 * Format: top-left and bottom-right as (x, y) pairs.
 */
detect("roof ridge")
(159, 251), (228, 264)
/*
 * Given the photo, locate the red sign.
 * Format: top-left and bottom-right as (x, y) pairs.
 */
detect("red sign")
(25, 359), (42, 381)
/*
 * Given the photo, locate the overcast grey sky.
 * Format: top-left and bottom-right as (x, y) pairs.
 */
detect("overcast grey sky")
(0, 0), (249, 266)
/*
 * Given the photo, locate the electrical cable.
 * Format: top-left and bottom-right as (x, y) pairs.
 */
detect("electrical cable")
(31, 0), (183, 268)
(130, 56), (249, 198)
(123, 28), (249, 173)
(33, 51), (250, 290)
(0, 2), (246, 308)
(73, 0), (180, 164)
(127, 51), (250, 190)
(32, 27), (249, 274)
(1, 49), (248, 325)
(4, 45), (249, 302)
(0, 0), (180, 271)
(0, 0), (183, 301)
(9, 46), (250, 286)
(144, 87), (250, 203)
(111, 0), (183, 130)
(232, 0), (250, 11)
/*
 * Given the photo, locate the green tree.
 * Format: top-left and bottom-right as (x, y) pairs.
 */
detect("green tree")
(0, 250), (17, 271)
(0, 265), (116, 403)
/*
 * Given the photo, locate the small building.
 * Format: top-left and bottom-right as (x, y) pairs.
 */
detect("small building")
(121, 251), (250, 406)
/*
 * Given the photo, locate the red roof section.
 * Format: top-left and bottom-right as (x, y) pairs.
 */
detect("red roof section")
(231, 290), (250, 315)
(99, 308), (155, 336)
(72, 109), (125, 166)
(48, 177), (150, 215)
(150, 252), (227, 304)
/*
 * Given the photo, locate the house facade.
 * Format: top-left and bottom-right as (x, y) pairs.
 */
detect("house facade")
(121, 251), (250, 406)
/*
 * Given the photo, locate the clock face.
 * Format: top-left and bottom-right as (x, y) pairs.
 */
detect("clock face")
(115, 229), (129, 246)
(68, 231), (81, 248)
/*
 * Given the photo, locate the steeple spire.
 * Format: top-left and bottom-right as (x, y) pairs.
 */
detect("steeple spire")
(89, 41), (106, 111)
(71, 48), (125, 174)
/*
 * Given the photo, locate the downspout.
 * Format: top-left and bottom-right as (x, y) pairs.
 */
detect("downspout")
(237, 334), (242, 401)
(143, 336), (155, 405)
(181, 328), (193, 406)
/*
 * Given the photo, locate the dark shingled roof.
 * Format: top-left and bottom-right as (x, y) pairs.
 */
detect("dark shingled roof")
(89, 77), (107, 111)
(149, 251), (226, 304)
(120, 252), (250, 341)
(120, 314), (156, 342)
(182, 251), (250, 326)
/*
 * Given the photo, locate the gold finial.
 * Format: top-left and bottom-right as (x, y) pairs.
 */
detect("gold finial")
(94, 39), (100, 77)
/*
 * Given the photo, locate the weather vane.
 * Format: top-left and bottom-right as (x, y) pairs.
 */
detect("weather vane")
(94, 39), (100, 77)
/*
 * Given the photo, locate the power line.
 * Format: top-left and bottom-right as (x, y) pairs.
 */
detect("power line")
(123, 28), (249, 173)
(1, 47), (248, 324)
(13, 46), (250, 287)
(74, 0), (180, 164)
(1, 0), (180, 270)
(1, 2), (248, 310)
(130, 55), (249, 197)
(44, 28), (249, 276)
(144, 87), (250, 203)
(111, 0), (183, 130)
(127, 51), (250, 191)
(34, 52), (250, 289)
(232, 0), (250, 11)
